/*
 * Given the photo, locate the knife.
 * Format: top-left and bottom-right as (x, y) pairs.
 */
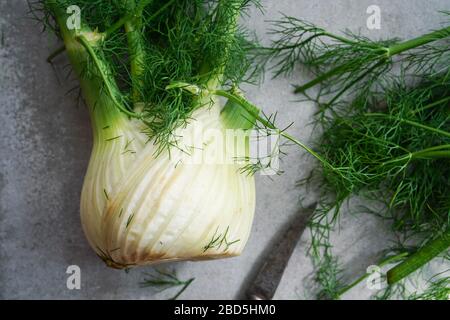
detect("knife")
(245, 202), (317, 300)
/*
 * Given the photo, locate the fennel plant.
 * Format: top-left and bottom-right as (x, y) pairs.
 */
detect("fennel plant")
(265, 13), (450, 299)
(32, 0), (277, 268)
(32, 0), (338, 273)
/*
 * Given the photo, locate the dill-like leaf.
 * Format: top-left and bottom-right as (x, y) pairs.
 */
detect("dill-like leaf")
(140, 269), (195, 300)
(203, 226), (240, 252)
(34, 0), (263, 152)
(265, 13), (450, 113)
(271, 14), (450, 298)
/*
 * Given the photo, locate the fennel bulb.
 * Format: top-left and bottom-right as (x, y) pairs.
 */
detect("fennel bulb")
(40, 0), (267, 268)
(81, 99), (255, 268)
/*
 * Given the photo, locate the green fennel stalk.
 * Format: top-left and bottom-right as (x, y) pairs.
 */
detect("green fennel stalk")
(35, 0), (268, 149)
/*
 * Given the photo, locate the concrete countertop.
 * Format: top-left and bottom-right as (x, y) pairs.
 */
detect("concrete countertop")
(0, 0), (448, 299)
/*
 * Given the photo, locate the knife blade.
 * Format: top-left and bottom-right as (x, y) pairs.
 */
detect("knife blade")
(245, 202), (317, 300)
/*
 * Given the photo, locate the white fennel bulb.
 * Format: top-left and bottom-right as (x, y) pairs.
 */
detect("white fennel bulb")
(81, 98), (256, 268)
(45, 0), (264, 269)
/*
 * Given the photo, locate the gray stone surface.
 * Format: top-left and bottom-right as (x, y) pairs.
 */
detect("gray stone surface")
(0, 0), (448, 299)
